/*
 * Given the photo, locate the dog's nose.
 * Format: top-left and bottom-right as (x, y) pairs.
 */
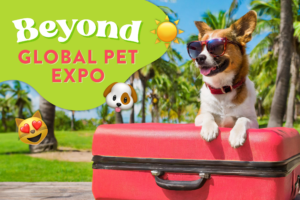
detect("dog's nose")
(196, 55), (207, 64)
(30, 130), (35, 134)
(116, 103), (121, 107)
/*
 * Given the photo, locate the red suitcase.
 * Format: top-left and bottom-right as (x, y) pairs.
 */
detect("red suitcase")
(92, 123), (300, 200)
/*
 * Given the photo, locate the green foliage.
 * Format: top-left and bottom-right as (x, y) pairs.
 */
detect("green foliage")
(55, 111), (72, 131)
(74, 118), (98, 130)
(249, 0), (300, 111)
(55, 111), (98, 131)
(97, 104), (116, 124)
(202, 10), (228, 29)
(0, 81), (33, 132)
(145, 44), (199, 123)
(11, 81), (33, 117)
(187, 0), (240, 43)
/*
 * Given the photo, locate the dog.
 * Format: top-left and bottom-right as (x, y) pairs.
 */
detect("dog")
(189, 10), (259, 148)
(103, 82), (137, 112)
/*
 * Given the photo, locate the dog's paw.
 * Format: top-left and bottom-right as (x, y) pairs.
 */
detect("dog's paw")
(200, 121), (219, 142)
(229, 124), (247, 148)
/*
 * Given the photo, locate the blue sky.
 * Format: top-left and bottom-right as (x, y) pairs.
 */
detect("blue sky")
(1, 0), (268, 122)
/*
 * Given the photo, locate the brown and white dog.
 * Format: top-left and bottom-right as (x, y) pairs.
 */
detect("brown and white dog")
(192, 11), (259, 148)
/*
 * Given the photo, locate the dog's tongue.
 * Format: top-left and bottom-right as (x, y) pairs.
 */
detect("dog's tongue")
(115, 107), (121, 113)
(200, 68), (212, 76)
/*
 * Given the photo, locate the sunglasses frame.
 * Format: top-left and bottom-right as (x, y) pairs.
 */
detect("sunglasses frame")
(187, 37), (242, 60)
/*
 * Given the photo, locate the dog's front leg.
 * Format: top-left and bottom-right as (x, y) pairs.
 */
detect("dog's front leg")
(195, 113), (219, 142)
(229, 117), (256, 148)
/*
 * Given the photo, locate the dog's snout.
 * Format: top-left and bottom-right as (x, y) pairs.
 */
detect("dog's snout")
(30, 130), (35, 134)
(196, 55), (207, 64)
(116, 103), (121, 107)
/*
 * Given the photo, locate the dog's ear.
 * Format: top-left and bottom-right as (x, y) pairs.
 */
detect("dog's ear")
(128, 85), (138, 103)
(230, 10), (257, 45)
(103, 82), (118, 97)
(15, 118), (24, 127)
(194, 21), (212, 40)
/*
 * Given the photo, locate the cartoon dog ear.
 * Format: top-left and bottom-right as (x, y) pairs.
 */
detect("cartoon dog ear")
(103, 82), (118, 97)
(128, 85), (138, 103)
(15, 118), (24, 127)
(32, 110), (42, 119)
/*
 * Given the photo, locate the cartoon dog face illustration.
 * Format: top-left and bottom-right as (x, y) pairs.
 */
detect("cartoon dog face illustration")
(103, 82), (138, 112)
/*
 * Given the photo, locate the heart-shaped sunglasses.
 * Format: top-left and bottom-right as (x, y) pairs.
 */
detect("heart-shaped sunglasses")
(187, 37), (242, 59)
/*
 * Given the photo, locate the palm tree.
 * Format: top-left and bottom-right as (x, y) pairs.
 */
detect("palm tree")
(285, 40), (300, 127)
(187, 0), (242, 43)
(250, 0), (298, 126)
(138, 66), (155, 122)
(129, 74), (135, 123)
(268, 0), (294, 127)
(97, 104), (115, 124)
(11, 81), (32, 119)
(0, 83), (15, 132)
(71, 110), (75, 130)
(134, 5), (182, 123)
(30, 96), (57, 153)
(115, 111), (123, 123)
(0, 84), (14, 132)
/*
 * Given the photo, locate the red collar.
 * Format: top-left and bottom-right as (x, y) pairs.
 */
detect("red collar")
(205, 78), (246, 95)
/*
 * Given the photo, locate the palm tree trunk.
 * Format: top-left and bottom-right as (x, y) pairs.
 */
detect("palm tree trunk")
(152, 104), (159, 123)
(151, 94), (159, 123)
(295, 103), (299, 120)
(71, 110), (75, 130)
(2, 110), (7, 132)
(18, 101), (24, 119)
(115, 111), (123, 124)
(30, 96), (57, 153)
(268, 0), (293, 127)
(130, 75), (135, 123)
(258, 98), (263, 119)
(141, 79), (146, 123)
(285, 47), (299, 127)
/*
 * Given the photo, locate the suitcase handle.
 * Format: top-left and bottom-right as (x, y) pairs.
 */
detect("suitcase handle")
(151, 170), (210, 191)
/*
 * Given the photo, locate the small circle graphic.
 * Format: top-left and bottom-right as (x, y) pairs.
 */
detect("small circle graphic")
(157, 22), (178, 42)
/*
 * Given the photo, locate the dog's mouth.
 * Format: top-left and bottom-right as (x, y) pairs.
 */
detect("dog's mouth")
(115, 107), (121, 113)
(27, 133), (42, 142)
(199, 59), (230, 77)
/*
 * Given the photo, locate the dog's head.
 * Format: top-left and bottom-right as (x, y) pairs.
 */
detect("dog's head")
(103, 82), (137, 112)
(193, 11), (257, 79)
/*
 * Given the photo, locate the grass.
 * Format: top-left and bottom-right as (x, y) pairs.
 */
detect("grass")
(0, 154), (92, 181)
(0, 130), (94, 154)
(0, 130), (95, 182)
(0, 132), (30, 154)
(55, 130), (94, 150)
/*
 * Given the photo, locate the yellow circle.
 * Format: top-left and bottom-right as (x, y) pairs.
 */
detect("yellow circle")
(157, 22), (177, 42)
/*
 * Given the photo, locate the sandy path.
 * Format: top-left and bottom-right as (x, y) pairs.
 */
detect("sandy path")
(28, 147), (92, 162)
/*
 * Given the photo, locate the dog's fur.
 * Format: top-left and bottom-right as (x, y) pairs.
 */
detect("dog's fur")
(104, 82), (137, 112)
(194, 11), (259, 148)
